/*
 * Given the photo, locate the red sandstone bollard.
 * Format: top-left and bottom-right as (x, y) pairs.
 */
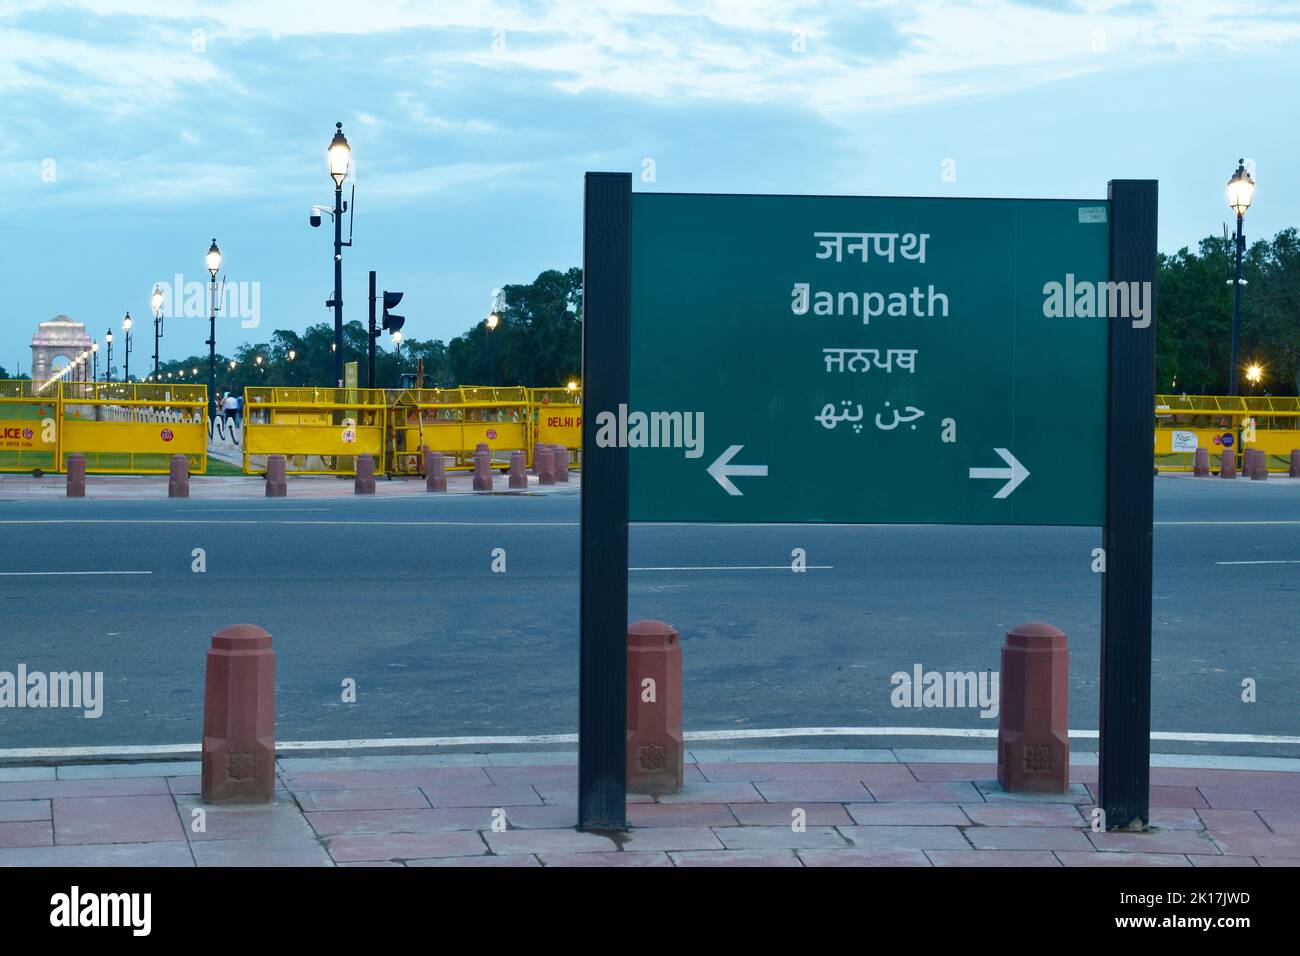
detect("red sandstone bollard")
(168, 454), (190, 498)
(473, 449), (493, 491)
(1291, 450), (1300, 478)
(508, 450), (528, 489)
(265, 455), (287, 497)
(202, 624), (276, 804)
(66, 453), (86, 498)
(1193, 447), (1210, 477)
(554, 445), (570, 482)
(997, 622), (1069, 794)
(1250, 449), (1268, 481)
(627, 619), (683, 795)
(1220, 450), (1236, 478)
(354, 453), (376, 495)
(535, 444), (555, 485)
(425, 451), (447, 493)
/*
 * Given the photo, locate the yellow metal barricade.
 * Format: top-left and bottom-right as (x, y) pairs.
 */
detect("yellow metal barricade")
(0, 380), (61, 472)
(243, 386), (386, 475)
(58, 382), (207, 474)
(1155, 395), (1300, 472)
(386, 386), (531, 474)
(530, 387), (582, 468)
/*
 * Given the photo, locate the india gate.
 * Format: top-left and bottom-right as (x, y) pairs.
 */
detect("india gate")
(30, 315), (94, 387)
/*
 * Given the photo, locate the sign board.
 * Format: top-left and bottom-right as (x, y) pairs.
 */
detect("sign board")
(1170, 430), (1198, 452)
(627, 194), (1111, 526)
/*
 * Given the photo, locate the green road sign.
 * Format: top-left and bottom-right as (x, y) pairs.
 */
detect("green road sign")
(625, 193), (1114, 525)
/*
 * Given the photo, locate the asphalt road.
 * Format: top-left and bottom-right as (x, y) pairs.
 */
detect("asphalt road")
(0, 478), (1297, 756)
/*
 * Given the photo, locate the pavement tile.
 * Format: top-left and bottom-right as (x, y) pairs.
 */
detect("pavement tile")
(1255, 858), (1300, 867)
(797, 848), (931, 867)
(174, 795), (317, 843)
(892, 749), (994, 764)
(485, 752), (578, 767)
(1201, 832), (1300, 859)
(0, 777), (171, 801)
(905, 763), (998, 782)
(53, 795), (184, 845)
(407, 855), (541, 867)
(714, 825), (848, 851)
(1152, 768), (1300, 790)
(56, 761), (201, 780)
(839, 825), (970, 851)
(1088, 829), (1221, 855)
(867, 781), (983, 803)
(538, 851), (674, 867)
(192, 838), (334, 867)
(755, 780), (871, 803)
(1199, 788), (1300, 812)
(627, 803), (739, 828)
(1055, 851), (1192, 867)
(966, 828), (1093, 851)
(421, 783), (543, 808)
(959, 804), (1085, 827)
(690, 748), (896, 764)
(845, 803), (970, 826)
(697, 763), (912, 784)
(1189, 854), (1258, 867)
(0, 821), (53, 848)
(1143, 807), (1213, 830)
(167, 777), (201, 795)
(307, 807), (495, 835)
(326, 831), (487, 863)
(279, 754), (489, 772)
(0, 841), (195, 867)
(282, 767), (491, 791)
(500, 805), (580, 829)
(927, 850), (1061, 867)
(0, 768), (55, 782)
(1084, 784), (1209, 809)
(729, 802), (854, 827)
(619, 827), (724, 852)
(484, 766), (589, 787)
(529, 787), (654, 805)
(0, 800), (50, 822)
(1258, 811), (1300, 833)
(1196, 810), (1270, 833)
(484, 829), (619, 855)
(655, 781), (765, 804)
(338, 861), (406, 867)
(293, 788), (430, 812)
(669, 849), (802, 867)
(975, 782), (1092, 804)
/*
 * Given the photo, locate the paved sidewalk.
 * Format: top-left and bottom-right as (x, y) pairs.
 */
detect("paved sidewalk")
(1, 749), (1297, 867)
(0, 471), (580, 500)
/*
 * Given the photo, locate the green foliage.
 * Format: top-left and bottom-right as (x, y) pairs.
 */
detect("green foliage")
(1158, 227), (1300, 395)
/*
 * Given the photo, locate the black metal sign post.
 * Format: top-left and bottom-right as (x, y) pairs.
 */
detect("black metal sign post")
(577, 172), (631, 831)
(1099, 179), (1159, 830)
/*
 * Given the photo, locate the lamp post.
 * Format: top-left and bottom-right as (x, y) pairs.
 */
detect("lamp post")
(327, 122), (351, 388)
(122, 313), (133, 382)
(1226, 159), (1255, 396)
(485, 289), (503, 387)
(206, 238), (222, 420)
(105, 328), (113, 382)
(151, 284), (165, 379)
(92, 340), (99, 382)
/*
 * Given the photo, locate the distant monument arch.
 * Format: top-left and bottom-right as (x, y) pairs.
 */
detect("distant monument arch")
(31, 315), (93, 388)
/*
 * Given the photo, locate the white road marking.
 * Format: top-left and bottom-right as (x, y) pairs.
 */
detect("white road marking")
(0, 570), (152, 576)
(5, 726), (1297, 760)
(0, 520), (578, 526)
(1215, 559), (1300, 565)
(630, 565), (833, 571)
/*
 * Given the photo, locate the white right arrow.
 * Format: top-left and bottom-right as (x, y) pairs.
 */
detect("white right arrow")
(969, 448), (1029, 499)
(707, 444), (768, 496)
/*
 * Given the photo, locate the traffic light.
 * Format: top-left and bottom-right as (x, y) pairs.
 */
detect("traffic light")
(381, 291), (404, 334)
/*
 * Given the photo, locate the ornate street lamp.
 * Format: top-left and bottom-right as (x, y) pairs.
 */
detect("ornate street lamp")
(151, 283), (165, 378)
(1226, 159), (1255, 396)
(206, 238), (222, 419)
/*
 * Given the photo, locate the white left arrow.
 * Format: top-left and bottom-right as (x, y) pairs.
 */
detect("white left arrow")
(969, 448), (1029, 499)
(707, 444), (768, 496)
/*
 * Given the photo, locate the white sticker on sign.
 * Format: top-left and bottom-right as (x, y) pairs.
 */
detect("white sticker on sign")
(1078, 206), (1107, 224)
(1171, 430), (1198, 452)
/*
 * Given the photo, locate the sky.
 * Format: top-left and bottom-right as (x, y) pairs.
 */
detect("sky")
(2, 0), (1298, 376)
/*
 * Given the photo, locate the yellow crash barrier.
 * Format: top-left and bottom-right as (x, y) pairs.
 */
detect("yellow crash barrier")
(58, 382), (207, 474)
(386, 386), (531, 474)
(244, 386), (387, 475)
(0, 380), (61, 472)
(1155, 394), (1300, 473)
(530, 387), (582, 466)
